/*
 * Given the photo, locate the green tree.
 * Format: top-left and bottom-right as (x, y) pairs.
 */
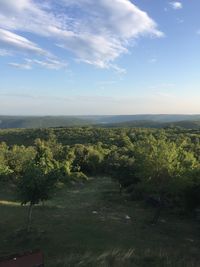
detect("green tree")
(134, 134), (197, 223)
(18, 163), (57, 231)
(18, 139), (58, 231)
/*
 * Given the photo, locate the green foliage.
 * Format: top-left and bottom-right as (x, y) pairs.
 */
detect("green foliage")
(17, 163), (57, 205)
(6, 145), (35, 180)
(71, 143), (106, 175)
(134, 134), (195, 191)
(128, 133), (199, 212)
(105, 146), (136, 188)
(0, 142), (12, 179)
(16, 136), (60, 207)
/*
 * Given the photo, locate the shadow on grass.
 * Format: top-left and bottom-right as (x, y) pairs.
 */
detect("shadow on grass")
(48, 248), (200, 267)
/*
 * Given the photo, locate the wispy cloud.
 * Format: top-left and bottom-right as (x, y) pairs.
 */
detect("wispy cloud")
(0, 28), (48, 56)
(0, 0), (163, 70)
(9, 58), (68, 70)
(8, 62), (32, 70)
(170, 2), (183, 10)
(0, 49), (12, 56)
(54, 0), (163, 69)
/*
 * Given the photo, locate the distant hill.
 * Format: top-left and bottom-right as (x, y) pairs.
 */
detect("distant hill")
(165, 120), (200, 129)
(104, 120), (200, 129)
(81, 114), (200, 124)
(0, 116), (92, 129)
(0, 115), (200, 129)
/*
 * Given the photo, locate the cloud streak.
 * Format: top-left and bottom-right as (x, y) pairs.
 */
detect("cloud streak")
(0, 28), (48, 56)
(8, 62), (32, 70)
(8, 58), (68, 70)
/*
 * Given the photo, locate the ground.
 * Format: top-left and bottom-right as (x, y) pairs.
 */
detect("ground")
(0, 177), (200, 266)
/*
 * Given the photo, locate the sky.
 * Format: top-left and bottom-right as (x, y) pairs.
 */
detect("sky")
(0, 0), (200, 115)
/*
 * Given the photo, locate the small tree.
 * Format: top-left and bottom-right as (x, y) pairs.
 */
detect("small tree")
(17, 139), (57, 231)
(18, 163), (57, 231)
(105, 146), (136, 194)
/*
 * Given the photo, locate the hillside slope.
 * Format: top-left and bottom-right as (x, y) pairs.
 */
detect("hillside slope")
(0, 178), (200, 266)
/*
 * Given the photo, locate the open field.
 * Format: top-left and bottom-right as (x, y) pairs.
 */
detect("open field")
(0, 177), (200, 266)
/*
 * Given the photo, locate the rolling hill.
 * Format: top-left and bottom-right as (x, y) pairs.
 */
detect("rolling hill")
(104, 120), (200, 129)
(0, 115), (200, 129)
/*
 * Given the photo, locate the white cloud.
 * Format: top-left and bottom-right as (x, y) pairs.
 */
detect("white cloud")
(32, 59), (67, 70)
(9, 58), (67, 70)
(56, 0), (163, 68)
(0, 28), (48, 56)
(8, 62), (32, 70)
(0, 0), (163, 69)
(170, 2), (183, 10)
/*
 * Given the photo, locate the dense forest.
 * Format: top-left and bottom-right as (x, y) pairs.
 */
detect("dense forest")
(1, 127), (200, 266)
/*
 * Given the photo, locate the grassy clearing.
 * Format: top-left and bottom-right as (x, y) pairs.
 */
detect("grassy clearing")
(0, 177), (200, 266)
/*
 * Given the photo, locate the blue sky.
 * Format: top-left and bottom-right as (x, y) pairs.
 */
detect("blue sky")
(0, 0), (200, 115)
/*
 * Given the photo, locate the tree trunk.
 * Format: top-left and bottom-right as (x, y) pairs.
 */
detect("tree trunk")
(151, 206), (162, 225)
(27, 203), (33, 232)
(119, 184), (122, 195)
(151, 194), (164, 225)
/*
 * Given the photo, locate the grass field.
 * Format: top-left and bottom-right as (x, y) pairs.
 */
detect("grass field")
(0, 177), (200, 266)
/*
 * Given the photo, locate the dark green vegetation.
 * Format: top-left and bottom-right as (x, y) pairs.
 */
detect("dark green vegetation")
(0, 116), (91, 129)
(106, 119), (200, 129)
(0, 127), (200, 266)
(1, 114), (200, 129)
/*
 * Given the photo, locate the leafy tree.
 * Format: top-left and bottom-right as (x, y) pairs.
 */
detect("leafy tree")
(71, 144), (105, 175)
(133, 134), (197, 223)
(18, 163), (58, 231)
(105, 146), (136, 194)
(18, 139), (58, 231)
